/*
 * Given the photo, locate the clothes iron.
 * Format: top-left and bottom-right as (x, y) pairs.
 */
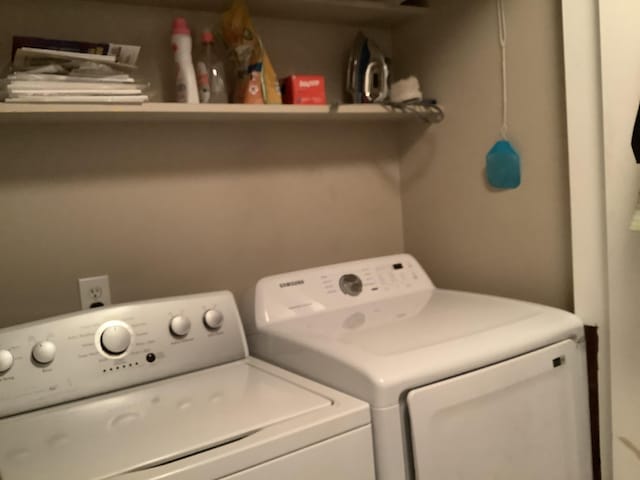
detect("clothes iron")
(346, 32), (390, 103)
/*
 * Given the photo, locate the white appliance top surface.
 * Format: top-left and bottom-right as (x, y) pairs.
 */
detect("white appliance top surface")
(299, 289), (548, 355)
(0, 359), (333, 480)
(248, 254), (585, 407)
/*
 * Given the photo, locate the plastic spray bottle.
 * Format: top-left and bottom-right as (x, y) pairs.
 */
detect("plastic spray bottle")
(172, 17), (199, 104)
(196, 29), (228, 104)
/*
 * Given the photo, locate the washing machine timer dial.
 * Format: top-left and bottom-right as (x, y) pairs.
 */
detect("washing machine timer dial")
(96, 321), (133, 357)
(339, 274), (363, 297)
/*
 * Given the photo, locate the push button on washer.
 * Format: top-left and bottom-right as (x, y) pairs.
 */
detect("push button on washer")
(0, 349), (14, 373)
(32, 341), (56, 365)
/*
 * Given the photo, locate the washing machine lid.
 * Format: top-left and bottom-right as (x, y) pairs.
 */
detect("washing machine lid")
(0, 359), (336, 480)
(249, 288), (584, 408)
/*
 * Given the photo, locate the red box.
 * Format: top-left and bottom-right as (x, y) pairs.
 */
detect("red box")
(281, 75), (327, 105)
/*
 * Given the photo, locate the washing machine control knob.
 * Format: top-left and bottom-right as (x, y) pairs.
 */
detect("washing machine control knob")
(0, 349), (14, 373)
(169, 315), (191, 337)
(339, 274), (363, 297)
(100, 324), (131, 355)
(32, 341), (56, 365)
(203, 309), (224, 330)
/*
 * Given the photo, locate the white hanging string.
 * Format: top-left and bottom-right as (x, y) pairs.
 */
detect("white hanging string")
(497, 0), (508, 139)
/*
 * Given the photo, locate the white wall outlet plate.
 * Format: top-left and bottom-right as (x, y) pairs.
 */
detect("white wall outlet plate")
(78, 275), (112, 310)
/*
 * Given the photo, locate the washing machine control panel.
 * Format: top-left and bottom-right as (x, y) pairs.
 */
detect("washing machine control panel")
(254, 254), (435, 326)
(0, 291), (246, 418)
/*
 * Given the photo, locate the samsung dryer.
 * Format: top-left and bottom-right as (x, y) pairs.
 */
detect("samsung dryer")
(0, 291), (375, 480)
(241, 254), (593, 480)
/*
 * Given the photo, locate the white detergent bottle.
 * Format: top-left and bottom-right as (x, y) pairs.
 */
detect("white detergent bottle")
(172, 17), (199, 104)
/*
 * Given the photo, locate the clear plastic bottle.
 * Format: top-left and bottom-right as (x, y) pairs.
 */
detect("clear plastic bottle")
(196, 29), (228, 104)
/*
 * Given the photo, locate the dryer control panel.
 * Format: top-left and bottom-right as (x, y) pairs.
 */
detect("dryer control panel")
(252, 254), (434, 328)
(0, 291), (247, 418)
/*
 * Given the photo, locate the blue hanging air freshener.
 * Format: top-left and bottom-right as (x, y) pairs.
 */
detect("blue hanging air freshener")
(486, 139), (521, 189)
(487, 0), (520, 190)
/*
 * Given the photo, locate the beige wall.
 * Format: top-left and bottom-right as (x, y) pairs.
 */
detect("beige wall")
(0, 120), (402, 326)
(394, 0), (573, 310)
(0, 0), (402, 326)
(1, 0), (573, 327)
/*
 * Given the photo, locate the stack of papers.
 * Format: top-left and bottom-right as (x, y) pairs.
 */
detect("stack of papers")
(2, 36), (148, 104)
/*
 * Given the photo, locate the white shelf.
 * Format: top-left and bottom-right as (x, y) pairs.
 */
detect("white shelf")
(92, 0), (428, 27)
(0, 102), (414, 122)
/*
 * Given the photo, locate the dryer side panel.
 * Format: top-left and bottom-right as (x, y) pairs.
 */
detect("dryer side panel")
(406, 339), (592, 480)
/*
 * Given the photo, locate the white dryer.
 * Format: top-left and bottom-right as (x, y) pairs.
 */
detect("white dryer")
(242, 254), (593, 480)
(0, 291), (375, 480)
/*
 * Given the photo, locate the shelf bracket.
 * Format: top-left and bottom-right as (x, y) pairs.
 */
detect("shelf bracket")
(382, 100), (445, 124)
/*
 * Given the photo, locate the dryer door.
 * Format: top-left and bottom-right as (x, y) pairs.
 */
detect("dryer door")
(406, 339), (592, 480)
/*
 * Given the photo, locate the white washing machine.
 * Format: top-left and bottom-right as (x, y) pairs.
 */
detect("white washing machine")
(0, 291), (375, 480)
(241, 254), (593, 480)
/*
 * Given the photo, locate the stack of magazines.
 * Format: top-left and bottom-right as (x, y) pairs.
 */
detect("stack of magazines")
(1, 36), (148, 104)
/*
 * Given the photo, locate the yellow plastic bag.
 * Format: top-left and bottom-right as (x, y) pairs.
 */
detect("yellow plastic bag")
(222, 0), (282, 104)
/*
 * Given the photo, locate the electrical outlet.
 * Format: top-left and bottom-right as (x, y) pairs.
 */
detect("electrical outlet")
(78, 275), (112, 310)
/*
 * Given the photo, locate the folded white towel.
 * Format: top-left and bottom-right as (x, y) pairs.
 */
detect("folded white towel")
(390, 76), (422, 103)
